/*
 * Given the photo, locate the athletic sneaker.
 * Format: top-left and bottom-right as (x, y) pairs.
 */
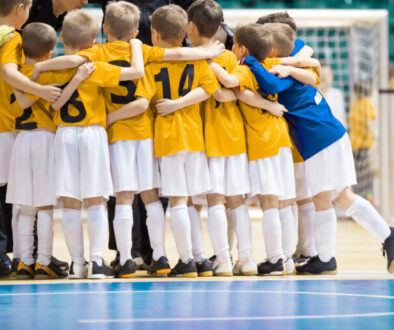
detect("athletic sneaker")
(196, 258), (213, 277)
(149, 256), (171, 276)
(9, 258), (20, 278)
(233, 257), (258, 276)
(296, 256), (337, 275)
(88, 259), (114, 279)
(68, 262), (88, 279)
(284, 257), (296, 275)
(51, 256), (69, 271)
(169, 259), (197, 278)
(16, 261), (34, 279)
(382, 227), (394, 273)
(212, 259), (233, 276)
(257, 258), (285, 276)
(293, 254), (312, 267)
(34, 261), (68, 279)
(0, 253), (11, 277)
(113, 259), (136, 278)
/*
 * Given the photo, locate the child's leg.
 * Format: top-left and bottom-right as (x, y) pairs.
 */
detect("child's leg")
(18, 206), (36, 267)
(36, 206), (53, 267)
(187, 199), (206, 263)
(278, 199), (295, 260)
(11, 205), (21, 260)
(226, 205), (236, 253)
(295, 198), (317, 258)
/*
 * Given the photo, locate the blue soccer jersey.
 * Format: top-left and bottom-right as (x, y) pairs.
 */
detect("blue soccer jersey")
(290, 38), (304, 56)
(242, 55), (346, 161)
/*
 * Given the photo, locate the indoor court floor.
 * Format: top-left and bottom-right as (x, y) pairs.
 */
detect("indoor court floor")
(1, 211), (393, 329)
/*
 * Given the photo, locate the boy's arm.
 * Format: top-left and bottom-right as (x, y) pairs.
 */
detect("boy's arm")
(52, 62), (96, 110)
(269, 65), (318, 86)
(294, 45), (314, 58)
(118, 39), (144, 81)
(106, 97), (150, 127)
(2, 63), (61, 102)
(212, 88), (237, 103)
(242, 56), (295, 94)
(163, 41), (225, 61)
(14, 89), (34, 109)
(280, 57), (320, 75)
(208, 61), (240, 88)
(235, 88), (288, 117)
(155, 87), (210, 117)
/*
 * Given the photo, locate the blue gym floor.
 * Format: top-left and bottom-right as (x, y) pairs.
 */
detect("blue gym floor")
(1, 279), (394, 329)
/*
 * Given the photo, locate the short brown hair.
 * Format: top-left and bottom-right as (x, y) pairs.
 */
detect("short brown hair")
(22, 23), (57, 59)
(234, 24), (273, 62)
(0, 0), (30, 17)
(256, 12), (297, 32)
(61, 10), (99, 50)
(187, 0), (223, 38)
(264, 23), (295, 57)
(151, 5), (188, 42)
(104, 1), (140, 40)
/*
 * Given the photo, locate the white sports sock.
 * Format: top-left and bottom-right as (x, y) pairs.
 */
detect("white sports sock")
(146, 201), (166, 261)
(169, 204), (193, 262)
(291, 204), (298, 233)
(11, 205), (21, 259)
(233, 204), (252, 260)
(36, 209), (53, 266)
(87, 205), (107, 266)
(188, 206), (205, 263)
(18, 206), (36, 266)
(226, 207), (236, 253)
(113, 204), (133, 266)
(62, 208), (85, 265)
(345, 195), (391, 242)
(262, 208), (284, 263)
(279, 206), (295, 258)
(296, 202), (317, 257)
(207, 204), (230, 263)
(314, 209), (337, 262)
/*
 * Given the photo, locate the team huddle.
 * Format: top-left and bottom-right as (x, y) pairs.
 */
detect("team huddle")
(0, 0), (393, 280)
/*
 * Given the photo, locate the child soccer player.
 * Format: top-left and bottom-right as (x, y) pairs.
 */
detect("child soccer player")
(129, 4), (222, 277)
(0, 0), (62, 276)
(28, 9), (146, 279)
(240, 24), (394, 274)
(5, 23), (93, 279)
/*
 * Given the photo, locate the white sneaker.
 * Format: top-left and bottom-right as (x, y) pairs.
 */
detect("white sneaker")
(212, 258), (233, 276)
(68, 261), (88, 279)
(284, 257), (295, 275)
(233, 256), (258, 276)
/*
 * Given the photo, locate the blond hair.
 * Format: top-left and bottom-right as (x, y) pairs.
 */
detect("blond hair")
(61, 10), (99, 50)
(151, 5), (188, 42)
(105, 1), (140, 40)
(22, 23), (57, 59)
(264, 23), (295, 57)
(0, 0), (30, 17)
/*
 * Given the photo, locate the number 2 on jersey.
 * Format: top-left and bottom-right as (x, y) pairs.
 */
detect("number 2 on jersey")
(10, 93), (37, 130)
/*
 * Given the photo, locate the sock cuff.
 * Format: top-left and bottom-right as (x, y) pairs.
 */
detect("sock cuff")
(115, 204), (133, 219)
(298, 202), (314, 212)
(63, 208), (81, 218)
(37, 209), (53, 216)
(263, 208), (279, 216)
(170, 204), (187, 211)
(208, 204), (225, 213)
(233, 203), (247, 214)
(87, 205), (105, 212)
(345, 195), (364, 216)
(279, 205), (292, 214)
(315, 208), (336, 217)
(146, 200), (163, 210)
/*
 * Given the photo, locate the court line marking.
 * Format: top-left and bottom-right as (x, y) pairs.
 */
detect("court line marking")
(79, 312), (394, 323)
(0, 289), (393, 300)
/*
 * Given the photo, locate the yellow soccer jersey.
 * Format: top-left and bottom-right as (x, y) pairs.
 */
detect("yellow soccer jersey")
(349, 98), (376, 150)
(77, 42), (165, 143)
(203, 50), (246, 157)
(232, 59), (292, 162)
(0, 32), (25, 133)
(135, 59), (220, 158)
(33, 62), (121, 128)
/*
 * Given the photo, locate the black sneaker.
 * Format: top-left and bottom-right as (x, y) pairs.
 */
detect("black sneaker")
(296, 256), (337, 275)
(110, 251), (120, 269)
(293, 254), (312, 267)
(114, 259), (136, 278)
(382, 227), (394, 273)
(51, 256), (69, 271)
(34, 261), (68, 279)
(169, 259), (197, 278)
(16, 261), (34, 279)
(209, 255), (217, 262)
(258, 258), (285, 276)
(196, 258), (213, 277)
(0, 253), (11, 277)
(149, 256), (171, 276)
(88, 259), (114, 279)
(9, 258), (20, 278)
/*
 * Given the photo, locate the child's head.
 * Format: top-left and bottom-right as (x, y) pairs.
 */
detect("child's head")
(353, 80), (372, 98)
(233, 23), (272, 62)
(22, 23), (57, 61)
(104, 1), (140, 41)
(256, 11), (297, 32)
(264, 23), (295, 57)
(60, 9), (99, 53)
(187, 0), (223, 46)
(0, 0), (32, 29)
(151, 5), (188, 47)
